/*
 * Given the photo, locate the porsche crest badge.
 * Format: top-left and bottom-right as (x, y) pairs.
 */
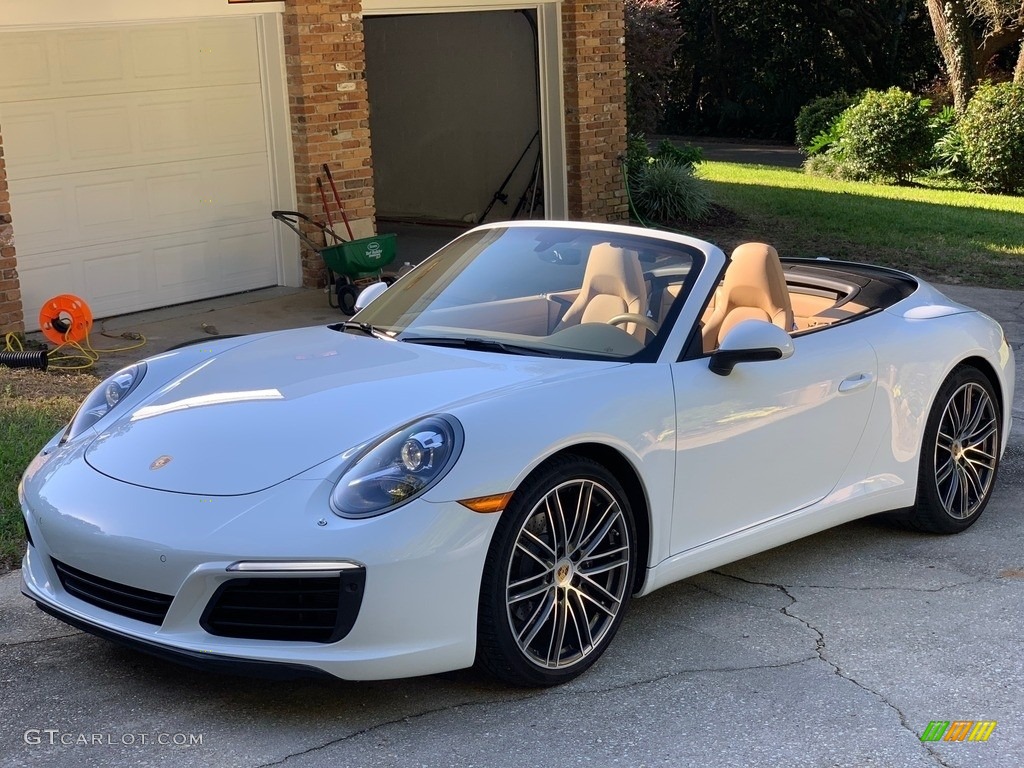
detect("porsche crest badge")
(150, 455), (173, 471)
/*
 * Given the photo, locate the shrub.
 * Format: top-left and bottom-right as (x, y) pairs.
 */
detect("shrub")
(653, 138), (703, 168)
(633, 159), (711, 223)
(624, 137), (708, 222)
(624, 133), (653, 184)
(795, 92), (855, 153)
(802, 152), (864, 182)
(927, 105), (968, 182)
(960, 81), (1024, 194)
(837, 87), (932, 183)
(929, 104), (957, 138)
(802, 107), (868, 181)
(805, 106), (852, 157)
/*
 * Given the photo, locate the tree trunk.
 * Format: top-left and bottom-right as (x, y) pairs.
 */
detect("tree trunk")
(926, 0), (977, 112)
(1016, 40), (1024, 82)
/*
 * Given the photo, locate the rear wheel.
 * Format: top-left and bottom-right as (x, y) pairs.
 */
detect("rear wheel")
(476, 455), (637, 686)
(905, 366), (1001, 533)
(336, 282), (359, 315)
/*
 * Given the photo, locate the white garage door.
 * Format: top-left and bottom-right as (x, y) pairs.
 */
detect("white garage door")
(0, 18), (279, 328)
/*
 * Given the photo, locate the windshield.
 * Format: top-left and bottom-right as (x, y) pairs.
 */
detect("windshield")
(354, 225), (703, 360)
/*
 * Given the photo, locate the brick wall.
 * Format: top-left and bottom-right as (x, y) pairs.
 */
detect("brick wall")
(283, 0), (376, 288)
(561, 1), (629, 222)
(0, 127), (23, 335)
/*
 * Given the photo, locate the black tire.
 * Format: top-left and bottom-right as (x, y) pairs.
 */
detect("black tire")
(903, 365), (1001, 534)
(476, 455), (637, 686)
(336, 283), (359, 315)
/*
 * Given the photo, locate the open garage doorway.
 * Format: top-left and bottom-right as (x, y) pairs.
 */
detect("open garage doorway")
(365, 7), (565, 259)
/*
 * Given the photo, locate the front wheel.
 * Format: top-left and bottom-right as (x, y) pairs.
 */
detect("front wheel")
(476, 456), (637, 686)
(905, 366), (1001, 533)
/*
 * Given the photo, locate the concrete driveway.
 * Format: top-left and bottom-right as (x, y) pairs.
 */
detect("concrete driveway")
(2, 284), (1022, 768)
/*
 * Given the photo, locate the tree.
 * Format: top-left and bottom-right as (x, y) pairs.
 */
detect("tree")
(813, 0), (925, 88)
(624, 0), (684, 133)
(657, 0), (937, 139)
(925, 0), (1024, 112)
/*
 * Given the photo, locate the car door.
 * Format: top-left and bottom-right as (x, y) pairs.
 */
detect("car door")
(669, 322), (878, 555)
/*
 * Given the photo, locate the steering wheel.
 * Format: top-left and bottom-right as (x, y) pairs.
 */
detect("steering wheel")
(608, 313), (660, 334)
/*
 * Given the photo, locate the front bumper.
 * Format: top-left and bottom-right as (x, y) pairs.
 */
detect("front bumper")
(31, 597), (334, 680)
(20, 446), (500, 681)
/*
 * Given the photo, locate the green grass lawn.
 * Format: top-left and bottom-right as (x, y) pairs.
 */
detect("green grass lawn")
(0, 371), (96, 570)
(689, 162), (1024, 288)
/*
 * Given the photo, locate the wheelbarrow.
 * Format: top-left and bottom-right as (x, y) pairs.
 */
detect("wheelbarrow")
(272, 210), (397, 315)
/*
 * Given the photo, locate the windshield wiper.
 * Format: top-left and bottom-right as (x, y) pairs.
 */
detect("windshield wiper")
(336, 321), (394, 340)
(401, 336), (557, 357)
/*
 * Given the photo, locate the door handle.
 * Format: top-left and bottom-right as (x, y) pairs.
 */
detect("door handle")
(839, 373), (874, 393)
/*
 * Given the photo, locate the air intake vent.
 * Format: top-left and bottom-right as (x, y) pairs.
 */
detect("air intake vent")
(51, 558), (173, 625)
(201, 571), (364, 643)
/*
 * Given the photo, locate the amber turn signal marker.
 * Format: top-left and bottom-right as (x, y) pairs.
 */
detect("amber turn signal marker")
(458, 492), (514, 513)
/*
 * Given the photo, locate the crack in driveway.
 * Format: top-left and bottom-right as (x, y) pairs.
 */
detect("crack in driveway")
(0, 631), (81, 650)
(731, 578), (985, 593)
(255, 655), (821, 767)
(711, 570), (956, 768)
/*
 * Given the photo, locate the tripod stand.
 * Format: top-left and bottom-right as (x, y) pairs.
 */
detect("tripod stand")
(512, 146), (543, 219)
(478, 131), (539, 224)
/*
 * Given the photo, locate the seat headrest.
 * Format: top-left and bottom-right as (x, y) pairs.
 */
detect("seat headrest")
(583, 244), (643, 300)
(724, 242), (793, 329)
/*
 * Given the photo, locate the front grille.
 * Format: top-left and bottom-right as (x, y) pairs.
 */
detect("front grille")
(51, 558), (173, 625)
(201, 572), (365, 643)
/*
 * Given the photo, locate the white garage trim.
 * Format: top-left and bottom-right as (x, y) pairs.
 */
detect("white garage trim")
(536, 2), (568, 221)
(363, 1), (568, 221)
(257, 12), (300, 288)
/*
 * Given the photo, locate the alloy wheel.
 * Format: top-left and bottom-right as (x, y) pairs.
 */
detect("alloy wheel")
(505, 479), (631, 670)
(934, 381), (999, 520)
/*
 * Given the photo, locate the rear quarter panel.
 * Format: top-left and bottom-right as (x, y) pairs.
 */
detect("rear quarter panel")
(844, 305), (1014, 503)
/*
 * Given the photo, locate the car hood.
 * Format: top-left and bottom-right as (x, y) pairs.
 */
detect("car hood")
(84, 327), (612, 496)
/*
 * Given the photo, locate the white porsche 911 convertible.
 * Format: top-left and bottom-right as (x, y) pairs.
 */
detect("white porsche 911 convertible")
(20, 221), (1014, 686)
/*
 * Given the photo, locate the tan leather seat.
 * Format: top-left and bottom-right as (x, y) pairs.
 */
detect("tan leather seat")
(701, 242), (794, 352)
(556, 243), (648, 340)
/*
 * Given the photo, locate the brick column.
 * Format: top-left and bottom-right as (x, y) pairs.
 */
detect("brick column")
(283, 1), (375, 287)
(0, 127), (23, 335)
(561, 1), (629, 222)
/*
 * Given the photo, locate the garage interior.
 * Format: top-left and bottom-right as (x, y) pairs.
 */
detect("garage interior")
(364, 8), (543, 244)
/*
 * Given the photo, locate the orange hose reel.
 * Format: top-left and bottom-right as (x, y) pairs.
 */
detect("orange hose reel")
(39, 294), (93, 345)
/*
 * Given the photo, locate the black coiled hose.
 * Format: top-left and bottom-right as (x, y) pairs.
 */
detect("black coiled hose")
(0, 350), (48, 371)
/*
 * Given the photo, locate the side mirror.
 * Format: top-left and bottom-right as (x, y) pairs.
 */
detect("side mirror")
(354, 281), (389, 312)
(709, 319), (794, 376)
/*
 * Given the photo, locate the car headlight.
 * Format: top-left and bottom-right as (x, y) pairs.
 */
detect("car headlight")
(61, 362), (147, 443)
(331, 415), (463, 518)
